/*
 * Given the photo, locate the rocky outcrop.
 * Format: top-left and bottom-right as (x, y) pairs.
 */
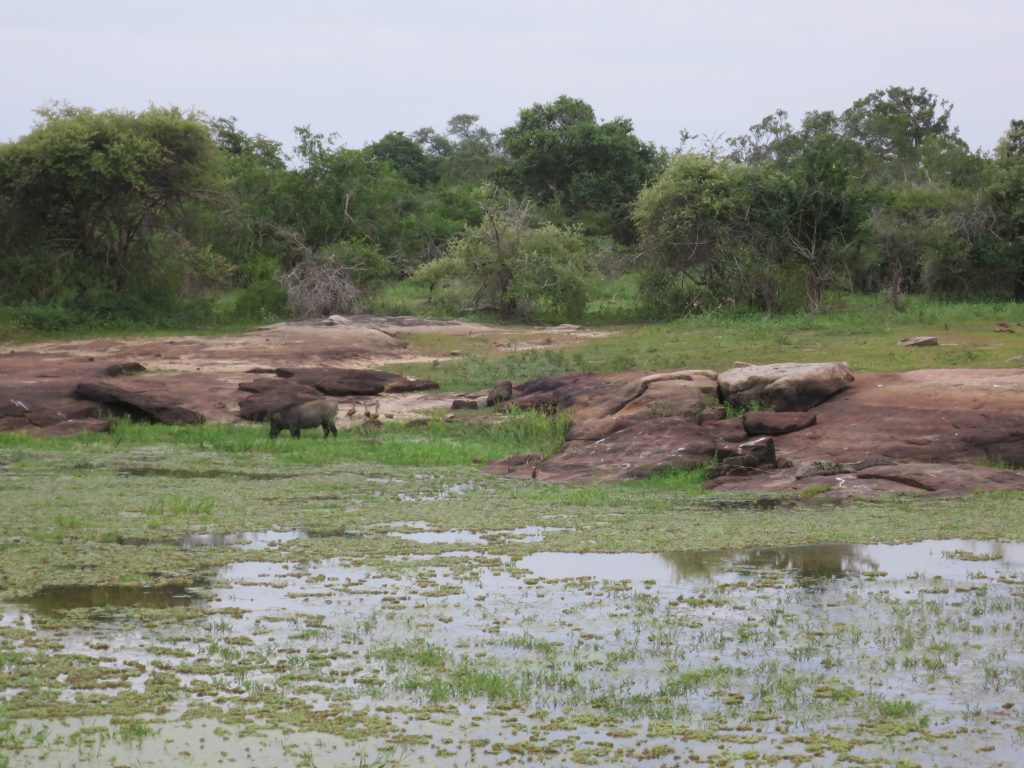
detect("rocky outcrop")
(487, 369), (737, 483)
(74, 382), (205, 425)
(492, 418), (737, 483)
(274, 367), (438, 396)
(742, 411), (817, 436)
(718, 362), (854, 412)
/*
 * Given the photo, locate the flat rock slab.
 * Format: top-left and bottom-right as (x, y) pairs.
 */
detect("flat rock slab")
(855, 463), (1024, 493)
(0, 316), (492, 431)
(898, 336), (938, 347)
(74, 381), (205, 425)
(709, 368), (1024, 496)
(709, 462), (1024, 498)
(276, 368), (438, 396)
(489, 418), (738, 483)
(718, 362), (854, 411)
(743, 411), (817, 436)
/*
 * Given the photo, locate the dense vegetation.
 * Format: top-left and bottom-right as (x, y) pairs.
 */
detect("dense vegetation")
(1, 88), (1021, 335)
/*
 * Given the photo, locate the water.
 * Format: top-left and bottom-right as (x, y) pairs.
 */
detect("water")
(519, 539), (1024, 583)
(117, 528), (310, 549)
(6, 539), (1024, 767)
(18, 583), (202, 613)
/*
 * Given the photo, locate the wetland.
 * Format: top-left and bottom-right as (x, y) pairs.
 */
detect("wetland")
(2, 424), (1024, 767)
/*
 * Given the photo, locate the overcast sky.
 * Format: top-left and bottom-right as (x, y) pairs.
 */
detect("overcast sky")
(2, 1), (1021, 153)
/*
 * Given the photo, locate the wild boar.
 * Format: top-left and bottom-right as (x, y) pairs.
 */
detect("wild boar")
(268, 399), (338, 439)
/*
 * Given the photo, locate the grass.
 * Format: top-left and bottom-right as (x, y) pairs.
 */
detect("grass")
(392, 293), (1024, 391)
(0, 407), (572, 468)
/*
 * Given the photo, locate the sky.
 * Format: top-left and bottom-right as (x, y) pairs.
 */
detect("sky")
(2, 0), (1022, 153)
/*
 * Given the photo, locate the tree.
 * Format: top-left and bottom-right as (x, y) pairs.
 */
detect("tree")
(840, 86), (967, 180)
(755, 134), (876, 312)
(499, 95), (660, 242)
(633, 154), (776, 313)
(366, 131), (439, 186)
(0, 104), (216, 302)
(864, 184), (960, 309)
(411, 114), (502, 185)
(412, 187), (589, 321)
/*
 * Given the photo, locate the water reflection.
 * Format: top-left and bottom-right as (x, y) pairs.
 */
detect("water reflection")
(117, 529), (308, 549)
(520, 540), (1024, 584)
(19, 584), (203, 613)
(661, 544), (877, 579)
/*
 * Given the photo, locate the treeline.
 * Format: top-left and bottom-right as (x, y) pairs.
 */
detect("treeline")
(0, 88), (1021, 330)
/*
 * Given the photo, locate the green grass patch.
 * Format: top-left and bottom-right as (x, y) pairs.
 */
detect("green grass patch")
(390, 294), (1024, 391)
(0, 408), (571, 468)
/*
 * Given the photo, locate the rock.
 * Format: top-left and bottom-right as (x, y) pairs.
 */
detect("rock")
(743, 411), (817, 436)
(898, 336), (938, 347)
(615, 375), (717, 422)
(451, 398), (480, 410)
(717, 362), (855, 412)
(321, 314), (352, 326)
(406, 417), (430, 428)
(486, 380), (514, 407)
(795, 460), (843, 480)
(273, 367), (438, 396)
(488, 419), (738, 483)
(856, 463), (1024, 494)
(0, 399), (32, 418)
(994, 322), (1015, 333)
(553, 324), (582, 331)
(738, 436), (776, 466)
(37, 418), (111, 436)
(702, 417), (749, 444)
(74, 382), (205, 425)
(697, 406), (726, 424)
(25, 408), (71, 428)
(566, 416), (632, 442)
(104, 362), (147, 376)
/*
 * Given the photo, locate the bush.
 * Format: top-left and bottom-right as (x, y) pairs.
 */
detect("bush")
(412, 189), (590, 322)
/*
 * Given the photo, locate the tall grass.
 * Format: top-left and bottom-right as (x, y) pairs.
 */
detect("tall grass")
(0, 408), (572, 468)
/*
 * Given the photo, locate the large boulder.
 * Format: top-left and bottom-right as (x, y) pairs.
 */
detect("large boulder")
(489, 418), (739, 483)
(614, 373), (717, 421)
(742, 411), (817, 436)
(718, 362), (854, 412)
(274, 367), (438, 396)
(74, 382), (205, 425)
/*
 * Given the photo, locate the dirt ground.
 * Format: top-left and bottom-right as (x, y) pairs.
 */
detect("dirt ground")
(0, 317), (601, 427)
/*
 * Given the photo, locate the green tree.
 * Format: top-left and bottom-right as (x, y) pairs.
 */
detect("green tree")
(755, 134), (876, 312)
(413, 187), (589, 321)
(366, 131), (439, 186)
(499, 95), (660, 242)
(0, 104), (216, 303)
(840, 86), (967, 181)
(633, 154), (779, 313)
(412, 114), (503, 185)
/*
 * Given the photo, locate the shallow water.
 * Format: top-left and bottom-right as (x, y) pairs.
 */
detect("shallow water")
(4, 539), (1024, 767)
(17, 583), (202, 613)
(117, 528), (310, 550)
(521, 539), (1024, 582)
